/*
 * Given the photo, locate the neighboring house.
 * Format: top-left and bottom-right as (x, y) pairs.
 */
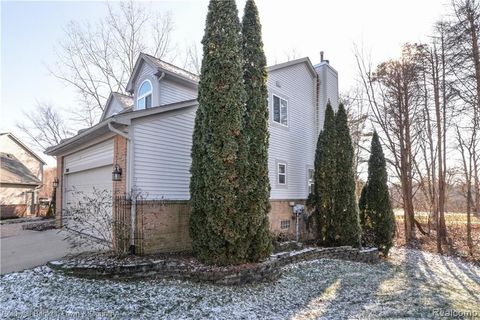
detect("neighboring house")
(1, 133), (46, 218)
(46, 53), (338, 254)
(38, 167), (57, 203)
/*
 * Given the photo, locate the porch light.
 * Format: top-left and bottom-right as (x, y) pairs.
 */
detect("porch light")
(112, 164), (122, 181)
(53, 178), (59, 188)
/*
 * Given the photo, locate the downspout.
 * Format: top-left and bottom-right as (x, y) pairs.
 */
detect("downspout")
(157, 71), (165, 82)
(108, 121), (129, 139)
(107, 120), (136, 251)
(156, 72), (165, 104)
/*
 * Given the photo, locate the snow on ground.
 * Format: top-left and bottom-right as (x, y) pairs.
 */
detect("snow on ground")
(1, 247), (479, 319)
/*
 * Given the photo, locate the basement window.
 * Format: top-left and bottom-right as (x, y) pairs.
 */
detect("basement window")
(308, 169), (314, 195)
(273, 94), (288, 126)
(280, 220), (290, 230)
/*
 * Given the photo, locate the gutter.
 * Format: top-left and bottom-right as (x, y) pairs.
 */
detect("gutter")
(107, 120), (129, 139)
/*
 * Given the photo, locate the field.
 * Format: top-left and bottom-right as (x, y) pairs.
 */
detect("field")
(394, 210), (480, 265)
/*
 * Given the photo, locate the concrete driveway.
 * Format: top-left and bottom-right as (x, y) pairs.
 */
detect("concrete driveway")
(0, 222), (88, 275)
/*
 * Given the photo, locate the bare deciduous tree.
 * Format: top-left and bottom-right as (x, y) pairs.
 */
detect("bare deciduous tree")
(341, 87), (370, 196)
(16, 102), (73, 150)
(456, 124), (478, 255)
(356, 44), (426, 242)
(451, 0), (480, 217)
(183, 42), (202, 75)
(49, 0), (176, 127)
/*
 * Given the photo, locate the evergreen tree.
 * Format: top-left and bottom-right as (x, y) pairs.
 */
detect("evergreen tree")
(361, 131), (395, 256)
(358, 182), (368, 227)
(359, 182), (375, 247)
(313, 103), (337, 245)
(189, 0), (248, 265)
(241, 0), (272, 261)
(334, 104), (362, 247)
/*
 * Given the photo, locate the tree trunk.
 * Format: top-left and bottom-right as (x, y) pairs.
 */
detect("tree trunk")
(402, 86), (416, 242)
(467, 183), (473, 256)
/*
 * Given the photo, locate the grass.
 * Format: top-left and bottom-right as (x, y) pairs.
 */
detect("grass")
(394, 209), (480, 224)
(1, 247), (479, 319)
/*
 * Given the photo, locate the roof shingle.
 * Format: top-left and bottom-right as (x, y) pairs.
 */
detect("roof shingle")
(0, 153), (41, 185)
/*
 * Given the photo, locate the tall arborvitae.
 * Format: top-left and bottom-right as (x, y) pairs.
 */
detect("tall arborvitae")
(360, 131), (395, 256)
(358, 183), (368, 227)
(241, 0), (272, 261)
(334, 104), (361, 247)
(359, 182), (375, 247)
(314, 103), (337, 245)
(189, 0), (247, 265)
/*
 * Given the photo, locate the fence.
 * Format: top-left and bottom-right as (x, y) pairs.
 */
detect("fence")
(113, 195), (146, 255)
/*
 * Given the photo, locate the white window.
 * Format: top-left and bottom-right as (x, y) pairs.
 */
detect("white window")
(308, 169), (314, 195)
(273, 94), (288, 126)
(280, 219), (290, 230)
(137, 80), (152, 110)
(278, 163), (287, 185)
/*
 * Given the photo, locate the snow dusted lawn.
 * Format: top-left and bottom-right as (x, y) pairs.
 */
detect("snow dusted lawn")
(1, 247), (479, 319)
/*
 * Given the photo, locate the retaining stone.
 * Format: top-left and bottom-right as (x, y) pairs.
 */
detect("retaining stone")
(48, 246), (379, 285)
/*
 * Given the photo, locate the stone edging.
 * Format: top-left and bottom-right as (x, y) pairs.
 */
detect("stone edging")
(48, 246), (378, 285)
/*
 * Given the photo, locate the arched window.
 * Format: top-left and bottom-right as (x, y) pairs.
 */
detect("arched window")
(137, 80), (152, 109)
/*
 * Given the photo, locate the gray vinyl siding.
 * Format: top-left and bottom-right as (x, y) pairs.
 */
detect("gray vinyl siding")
(134, 62), (197, 109)
(104, 98), (124, 119)
(315, 63), (339, 130)
(132, 108), (196, 200)
(130, 60), (333, 201)
(138, 62), (156, 82)
(134, 62), (160, 107)
(159, 79), (197, 105)
(267, 63), (316, 200)
(64, 139), (114, 174)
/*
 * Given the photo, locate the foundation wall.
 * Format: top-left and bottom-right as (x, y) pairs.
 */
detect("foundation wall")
(136, 199), (311, 255)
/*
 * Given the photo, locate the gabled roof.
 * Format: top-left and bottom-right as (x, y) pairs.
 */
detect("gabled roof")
(112, 92), (134, 109)
(45, 99), (198, 156)
(126, 53), (199, 93)
(0, 152), (41, 186)
(267, 57), (317, 78)
(0, 133), (46, 165)
(99, 92), (134, 121)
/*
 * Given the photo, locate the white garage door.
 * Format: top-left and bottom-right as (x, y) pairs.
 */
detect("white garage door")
(63, 140), (114, 241)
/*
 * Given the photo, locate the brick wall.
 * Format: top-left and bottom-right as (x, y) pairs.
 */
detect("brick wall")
(136, 199), (311, 255)
(0, 204), (27, 219)
(139, 201), (192, 255)
(269, 200), (312, 240)
(113, 135), (127, 196)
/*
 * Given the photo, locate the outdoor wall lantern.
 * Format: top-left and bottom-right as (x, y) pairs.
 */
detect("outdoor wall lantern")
(112, 164), (122, 181)
(53, 177), (59, 189)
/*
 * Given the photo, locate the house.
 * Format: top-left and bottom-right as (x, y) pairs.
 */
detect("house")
(0, 133), (46, 218)
(46, 53), (338, 254)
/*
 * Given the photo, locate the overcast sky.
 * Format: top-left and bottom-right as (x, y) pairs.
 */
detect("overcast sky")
(1, 0), (451, 164)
